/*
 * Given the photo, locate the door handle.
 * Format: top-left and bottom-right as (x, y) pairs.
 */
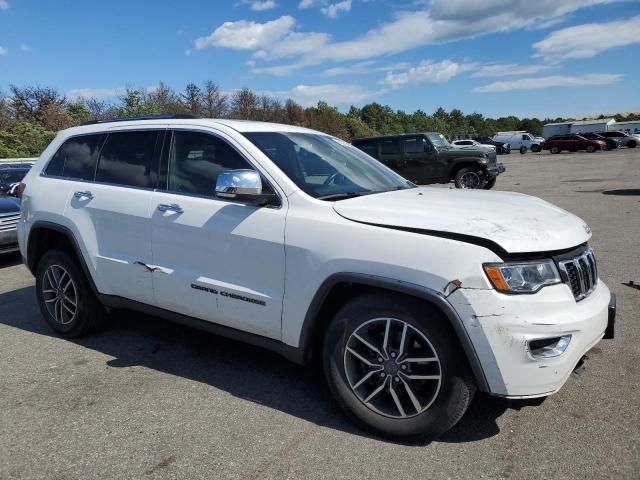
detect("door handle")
(73, 191), (93, 199)
(157, 203), (183, 214)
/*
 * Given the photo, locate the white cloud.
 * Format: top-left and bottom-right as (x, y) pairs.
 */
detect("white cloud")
(201, 0), (622, 76)
(285, 83), (380, 106)
(321, 0), (351, 18)
(0, 1), (8, 11)
(195, 15), (295, 50)
(472, 63), (551, 78)
(238, 0), (277, 11)
(0, 46), (7, 56)
(534, 15), (640, 60)
(473, 73), (623, 93)
(323, 61), (410, 76)
(381, 60), (475, 89)
(67, 87), (127, 99)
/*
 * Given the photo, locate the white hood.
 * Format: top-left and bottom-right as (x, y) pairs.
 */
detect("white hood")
(333, 187), (590, 255)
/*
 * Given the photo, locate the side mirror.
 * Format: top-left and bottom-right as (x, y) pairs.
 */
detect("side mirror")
(216, 169), (262, 200)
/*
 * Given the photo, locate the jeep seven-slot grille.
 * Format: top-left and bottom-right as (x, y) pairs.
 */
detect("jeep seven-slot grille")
(0, 213), (19, 232)
(557, 249), (598, 301)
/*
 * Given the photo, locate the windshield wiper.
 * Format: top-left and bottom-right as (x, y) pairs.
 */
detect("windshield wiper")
(318, 192), (366, 201)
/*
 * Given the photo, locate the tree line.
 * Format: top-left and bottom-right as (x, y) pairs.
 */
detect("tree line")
(1, 82), (639, 158)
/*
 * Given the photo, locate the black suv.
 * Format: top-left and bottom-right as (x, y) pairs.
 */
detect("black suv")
(353, 132), (505, 189)
(0, 164), (31, 194)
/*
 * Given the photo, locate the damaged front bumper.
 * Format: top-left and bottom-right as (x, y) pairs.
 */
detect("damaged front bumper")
(448, 280), (613, 398)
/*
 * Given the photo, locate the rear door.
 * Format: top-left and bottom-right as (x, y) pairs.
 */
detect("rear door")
(62, 127), (163, 305)
(378, 138), (403, 174)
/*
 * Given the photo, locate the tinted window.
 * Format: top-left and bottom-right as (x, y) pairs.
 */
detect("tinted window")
(0, 169), (28, 184)
(380, 139), (400, 155)
(168, 131), (253, 197)
(45, 134), (102, 180)
(404, 137), (426, 154)
(353, 139), (378, 157)
(95, 131), (159, 188)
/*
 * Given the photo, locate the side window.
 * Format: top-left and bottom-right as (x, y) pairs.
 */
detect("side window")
(522, 135), (528, 140)
(45, 134), (102, 180)
(354, 140), (378, 157)
(380, 138), (400, 155)
(403, 137), (425, 154)
(95, 131), (159, 188)
(168, 131), (254, 197)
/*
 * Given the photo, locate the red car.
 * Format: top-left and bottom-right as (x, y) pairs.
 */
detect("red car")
(542, 134), (607, 154)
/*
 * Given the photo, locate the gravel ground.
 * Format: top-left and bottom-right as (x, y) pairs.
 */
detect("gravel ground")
(0, 147), (638, 479)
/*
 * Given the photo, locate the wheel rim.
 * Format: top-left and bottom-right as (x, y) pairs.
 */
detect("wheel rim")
(459, 171), (481, 189)
(42, 265), (78, 325)
(343, 318), (442, 419)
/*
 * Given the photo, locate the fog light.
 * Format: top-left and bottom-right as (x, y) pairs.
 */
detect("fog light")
(529, 335), (571, 359)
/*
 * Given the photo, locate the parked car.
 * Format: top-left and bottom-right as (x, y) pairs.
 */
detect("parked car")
(472, 136), (511, 154)
(0, 193), (20, 254)
(353, 133), (505, 189)
(595, 131), (639, 148)
(0, 164), (31, 194)
(492, 131), (542, 153)
(579, 132), (620, 150)
(542, 134), (607, 154)
(18, 115), (615, 442)
(451, 139), (496, 152)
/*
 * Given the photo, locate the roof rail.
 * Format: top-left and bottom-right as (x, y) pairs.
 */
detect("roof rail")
(81, 114), (198, 126)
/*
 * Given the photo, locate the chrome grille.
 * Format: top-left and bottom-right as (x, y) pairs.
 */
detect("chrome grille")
(0, 213), (20, 232)
(557, 248), (598, 301)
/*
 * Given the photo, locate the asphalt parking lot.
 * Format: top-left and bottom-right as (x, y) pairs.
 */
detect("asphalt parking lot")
(1, 148), (639, 480)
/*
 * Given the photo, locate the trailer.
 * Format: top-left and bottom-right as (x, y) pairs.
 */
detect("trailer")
(542, 122), (572, 139)
(570, 118), (616, 134)
(613, 121), (640, 135)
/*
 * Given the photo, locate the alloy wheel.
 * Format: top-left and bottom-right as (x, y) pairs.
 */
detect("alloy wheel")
(459, 171), (482, 189)
(343, 318), (442, 419)
(42, 264), (78, 325)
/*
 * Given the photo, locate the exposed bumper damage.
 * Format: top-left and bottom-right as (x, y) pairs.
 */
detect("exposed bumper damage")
(448, 280), (612, 398)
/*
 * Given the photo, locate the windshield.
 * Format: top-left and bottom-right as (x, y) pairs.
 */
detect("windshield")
(426, 133), (450, 148)
(244, 132), (412, 200)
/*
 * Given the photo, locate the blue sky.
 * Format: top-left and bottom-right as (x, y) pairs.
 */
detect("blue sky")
(1, 0), (639, 118)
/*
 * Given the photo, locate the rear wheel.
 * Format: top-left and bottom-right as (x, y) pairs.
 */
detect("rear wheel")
(519, 146), (527, 154)
(323, 293), (476, 442)
(550, 146), (560, 154)
(35, 249), (105, 337)
(531, 144), (541, 153)
(586, 145), (596, 153)
(454, 166), (486, 189)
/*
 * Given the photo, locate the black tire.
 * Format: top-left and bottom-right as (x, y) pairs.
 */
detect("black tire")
(454, 166), (486, 189)
(519, 146), (527, 154)
(627, 140), (637, 148)
(550, 146), (560, 154)
(531, 144), (541, 153)
(35, 249), (105, 338)
(323, 293), (476, 442)
(586, 145), (596, 153)
(483, 177), (497, 190)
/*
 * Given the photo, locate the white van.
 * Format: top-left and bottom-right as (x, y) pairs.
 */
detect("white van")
(492, 131), (542, 153)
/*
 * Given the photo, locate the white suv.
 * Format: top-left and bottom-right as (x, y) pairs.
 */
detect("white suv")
(17, 116), (616, 442)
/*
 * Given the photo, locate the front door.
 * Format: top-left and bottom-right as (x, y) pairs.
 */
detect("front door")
(150, 129), (286, 339)
(401, 136), (436, 183)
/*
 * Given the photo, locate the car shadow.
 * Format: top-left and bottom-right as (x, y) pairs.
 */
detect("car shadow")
(0, 284), (537, 445)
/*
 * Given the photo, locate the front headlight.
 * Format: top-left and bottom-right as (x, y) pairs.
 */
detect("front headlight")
(483, 260), (561, 293)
